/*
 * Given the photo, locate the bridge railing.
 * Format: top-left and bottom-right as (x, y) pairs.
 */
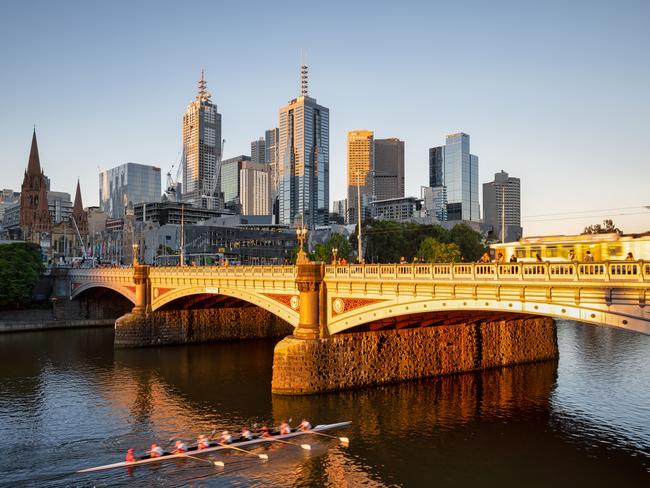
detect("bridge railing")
(68, 268), (135, 280)
(324, 260), (649, 283)
(149, 265), (297, 279)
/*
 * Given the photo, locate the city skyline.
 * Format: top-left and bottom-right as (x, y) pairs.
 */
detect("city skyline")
(0, 1), (649, 236)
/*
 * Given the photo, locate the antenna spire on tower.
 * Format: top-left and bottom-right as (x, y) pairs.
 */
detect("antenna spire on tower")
(300, 64), (309, 97)
(197, 69), (211, 101)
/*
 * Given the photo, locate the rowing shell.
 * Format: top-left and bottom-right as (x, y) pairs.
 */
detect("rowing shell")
(77, 421), (352, 473)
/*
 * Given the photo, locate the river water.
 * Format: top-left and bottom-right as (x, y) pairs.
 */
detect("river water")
(0, 320), (648, 487)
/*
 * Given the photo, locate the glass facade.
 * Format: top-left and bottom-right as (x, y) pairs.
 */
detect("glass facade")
(277, 94), (329, 228)
(373, 138), (405, 201)
(220, 155), (251, 212)
(428, 133), (480, 222)
(99, 163), (161, 219)
(347, 130), (374, 224)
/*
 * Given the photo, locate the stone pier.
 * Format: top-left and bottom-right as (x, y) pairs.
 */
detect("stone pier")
(271, 316), (557, 395)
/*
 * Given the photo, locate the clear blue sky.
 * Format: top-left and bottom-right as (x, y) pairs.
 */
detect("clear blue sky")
(1, 0), (648, 235)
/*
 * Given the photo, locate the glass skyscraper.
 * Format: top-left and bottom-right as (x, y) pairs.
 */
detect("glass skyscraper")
(277, 66), (329, 228)
(99, 163), (161, 218)
(428, 132), (480, 222)
(182, 71), (222, 209)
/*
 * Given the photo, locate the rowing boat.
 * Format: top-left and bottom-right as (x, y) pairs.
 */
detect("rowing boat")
(77, 421), (352, 473)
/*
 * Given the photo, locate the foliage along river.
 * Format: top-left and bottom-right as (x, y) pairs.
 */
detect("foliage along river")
(0, 320), (648, 487)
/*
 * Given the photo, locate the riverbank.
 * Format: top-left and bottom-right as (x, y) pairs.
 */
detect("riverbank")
(0, 318), (115, 333)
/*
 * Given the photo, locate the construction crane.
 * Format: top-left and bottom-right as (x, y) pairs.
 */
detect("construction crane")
(165, 149), (184, 202)
(69, 216), (87, 259)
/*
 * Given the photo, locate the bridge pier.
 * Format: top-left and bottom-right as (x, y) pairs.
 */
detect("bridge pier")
(271, 316), (557, 395)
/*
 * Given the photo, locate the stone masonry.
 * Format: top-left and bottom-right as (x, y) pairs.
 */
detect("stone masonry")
(271, 316), (557, 394)
(115, 307), (293, 347)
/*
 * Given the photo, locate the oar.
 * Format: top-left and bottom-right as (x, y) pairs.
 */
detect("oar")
(220, 444), (269, 460)
(306, 431), (350, 445)
(263, 437), (311, 450)
(182, 453), (224, 467)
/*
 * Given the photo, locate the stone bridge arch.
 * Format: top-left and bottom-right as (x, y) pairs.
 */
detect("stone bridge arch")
(71, 282), (136, 304)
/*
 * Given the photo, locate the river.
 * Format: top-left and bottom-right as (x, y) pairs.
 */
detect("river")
(0, 320), (648, 487)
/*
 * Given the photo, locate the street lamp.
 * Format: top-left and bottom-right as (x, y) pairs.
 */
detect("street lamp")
(332, 246), (338, 265)
(132, 242), (139, 267)
(296, 225), (308, 264)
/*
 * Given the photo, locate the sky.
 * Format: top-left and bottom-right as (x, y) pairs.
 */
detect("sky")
(1, 0), (649, 236)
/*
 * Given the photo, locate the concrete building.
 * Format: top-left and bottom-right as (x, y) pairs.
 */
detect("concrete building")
(182, 70), (222, 208)
(429, 132), (480, 222)
(373, 138), (405, 201)
(331, 199), (348, 225)
(347, 130), (374, 225)
(277, 65), (329, 228)
(370, 196), (422, 222)
(483, 170), (522, 242)
(240, 162), (270, 215)
(0, 189), (20, 232)
(99, 162), (161, 219)
(251, 137), (266, 165)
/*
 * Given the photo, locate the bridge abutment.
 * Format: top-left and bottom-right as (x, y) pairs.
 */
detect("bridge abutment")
(271, 316), (557, 395)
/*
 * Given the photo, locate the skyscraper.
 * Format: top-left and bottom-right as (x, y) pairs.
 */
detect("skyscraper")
(277, 65), (329, 228)
(373, 138), (404, 201)
(347, 130), (374, 224)
(483, 170), (522, 242)
(265, 128), (279, 194)
(182, 70), (222, 208)
(99, 163), (161, 219)
(240, 162), (271, 215)
(428, 132), (480, 222)
(251, 138), (265, 165)
(220, 155), (251, 213)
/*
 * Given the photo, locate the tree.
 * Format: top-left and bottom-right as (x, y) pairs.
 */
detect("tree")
(417, 238), (461, 263)
(582, 219), (622, 235)
(313, 233), (353, 263)
(0, 242), (45, 309)
(449, 224), (486, 262)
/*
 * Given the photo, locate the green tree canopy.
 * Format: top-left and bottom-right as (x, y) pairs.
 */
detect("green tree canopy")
(417, 238), (461, 263)
(314, 233), (353, 263)
(0, 242), (44, 309)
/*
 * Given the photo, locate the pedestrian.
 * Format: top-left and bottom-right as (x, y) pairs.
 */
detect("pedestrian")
(509, 254), (517, 263)
(496, 252), (505, 263)
(535, 252), (543, 263)
(479, 252), (491, 263)
(399, 256), (406, 264)
(567, 249), (576, 261)
(625, 252), (634, 261)
(583, 250), (594, 262)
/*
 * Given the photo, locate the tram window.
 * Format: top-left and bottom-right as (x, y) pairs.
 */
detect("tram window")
(546, 246), (558, 257)
(516, 248), (526, 258)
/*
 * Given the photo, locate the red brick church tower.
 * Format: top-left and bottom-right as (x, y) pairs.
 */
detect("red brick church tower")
(20, 130), (52, 242)
(71, 179), (88, 238)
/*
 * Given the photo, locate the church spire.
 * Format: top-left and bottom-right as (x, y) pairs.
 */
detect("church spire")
(27, 129), (42, 175)
(73, 178), (83, 214)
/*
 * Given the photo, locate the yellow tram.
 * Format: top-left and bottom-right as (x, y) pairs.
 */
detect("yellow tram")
(490, 232), (650, 262)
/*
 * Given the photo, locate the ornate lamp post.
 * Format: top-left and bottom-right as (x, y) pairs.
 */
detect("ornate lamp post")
(132, 242), (139, 266)
(296, 225), (309, 264)
(332, 246), (338, 265)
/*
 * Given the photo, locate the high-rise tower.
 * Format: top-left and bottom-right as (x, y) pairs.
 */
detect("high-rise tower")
(347, 130), (374, 224)
(277, 65), (329, 228)
(182, 70), (222, 208)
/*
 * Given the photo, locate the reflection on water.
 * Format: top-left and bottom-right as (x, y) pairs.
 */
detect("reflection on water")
(0, 321), (648, 487)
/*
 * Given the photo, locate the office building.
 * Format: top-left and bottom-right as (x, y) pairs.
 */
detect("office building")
(483, 170), (522, 242)
(370, 197), (422, 222)
(347, 130), (374, 224)
(99, 162), (161, 219)
(373, 138), (404, 201)
(182, 70), (222, 208)
(421, 186), (447, 222)
(265, 128), (279, 194)
(277, 65), (329, 228)
(428, 132), (480, 222)
(240, 162), (270, 215)
(251, 138), (265, 165)
(220, 155), (251, 213)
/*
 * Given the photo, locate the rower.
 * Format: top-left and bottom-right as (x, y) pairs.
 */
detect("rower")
(299, 419), (312, 432)
(125, 448), (136, 463)
(174, 440), (187, 453)
(197, 435), (210, 450)
(259, 426), (273, 438)
(150, 443), (164, 458)
(279, 421), (291, 435)
(218, 430), (233, 445)
(240, 427), (253, 440)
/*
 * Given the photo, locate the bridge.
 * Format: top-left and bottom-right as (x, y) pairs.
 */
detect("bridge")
(66, 260), (650, 394)
(69, 260), (650, 335)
